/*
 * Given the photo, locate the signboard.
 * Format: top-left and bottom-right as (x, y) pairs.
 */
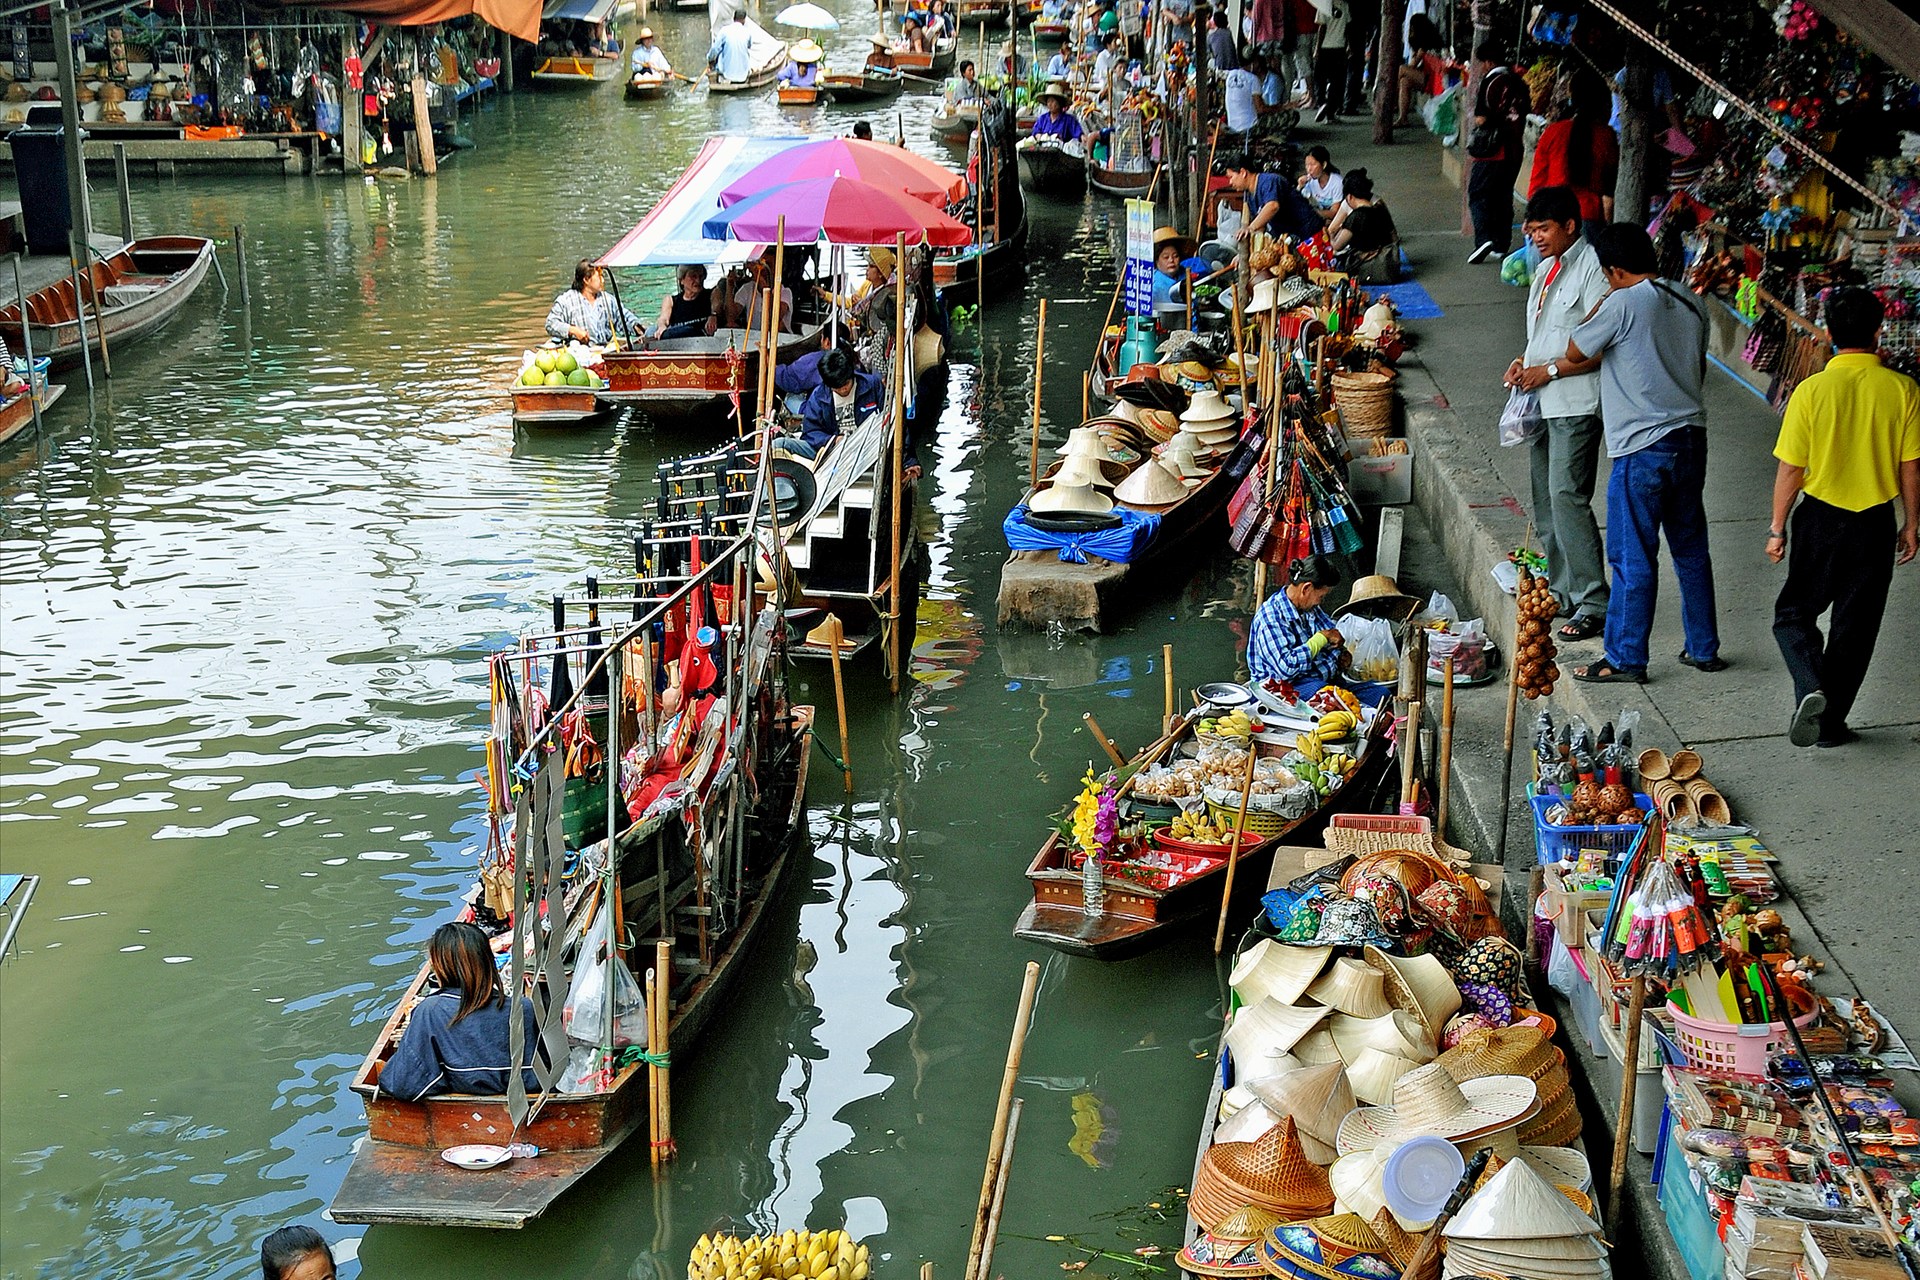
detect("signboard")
(1123, 197), (1154, 319)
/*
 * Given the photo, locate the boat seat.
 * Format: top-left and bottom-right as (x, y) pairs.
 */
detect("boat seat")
(103, 283), (161, 306)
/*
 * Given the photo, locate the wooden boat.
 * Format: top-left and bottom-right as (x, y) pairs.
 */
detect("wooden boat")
(0, 381), (66, 448)
(1016, 136), (1087, 195)
(0, 236), (213, 371)
(1089, 159), (1154, 197)
(777, 82), (824, 105)
(933, 97), (1028, 304)
(332, 481), (815, 1229)
(929, 100), (981, 142)
(624, 70), (673, 99)
(821, 66), (904, 101)
(597, 322), (826, 419)
(957, 0), (1011, 25)
(866, 35), (956, 77)
(532, 53), (622, 84)
(1013, 710), (1391, 959)
(509, 368), (614, 428)
(708, 50), (789, 92)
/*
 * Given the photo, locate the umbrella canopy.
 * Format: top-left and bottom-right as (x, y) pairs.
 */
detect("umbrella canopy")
(774, 1), (838, 27)
(721, 138), (969, 208)
(703, 175), (973, 246)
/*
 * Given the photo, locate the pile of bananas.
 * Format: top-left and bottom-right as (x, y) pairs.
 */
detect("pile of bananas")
(1289, 750), (1358, 796)
(1167, 811), (1232, 843)
(1196, 709), (1259, 740)
(1310, 710), (1357, 743)
(689, 1230), (870, 1280)
(1350, 653), (1397, 683)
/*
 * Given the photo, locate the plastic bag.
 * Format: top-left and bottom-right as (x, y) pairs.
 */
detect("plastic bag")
(562, 911), (649, 1049)
(1499, 387), (1544, 447)
(1344, 615), (1398, 685)
(557, 1044), (612, 1094)
(1428, 618), (1488, 682)
(1500, 241), (1540, 288)
(1413, 591), (1458, 628)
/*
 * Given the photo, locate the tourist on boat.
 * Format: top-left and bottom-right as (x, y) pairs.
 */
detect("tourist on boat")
(652, 265), (714, 341)
(817, 245), (894, 326)
(260, 1225), (334, 1280)
(1248, 555), (1359, 696)
(584, 20), (620, 56)
(709, 9), (754, 82)
(720, 256), (794, 335)
(1151, 226), (1194, 310)
(897, 17), (931, 52)
(546, 259), (648, 347)
(1044, 47), (1072, 80)
(1093, 31), (1124, 85)
(631, 27), (671, 78)
(782, 39), (823, 87)
(1297, 145), (1344, 220)
(376, 921), (543, 1101)
(1000, 37), (1030, 80)
(1031, 82), (1083, 143)
(798, 349), (887, 454)
(852, 119), (874, 139)
(925, 0), (955, 39)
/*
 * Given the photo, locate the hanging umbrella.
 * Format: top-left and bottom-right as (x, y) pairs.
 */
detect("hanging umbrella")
(721, 138), (969, 208)
(774, 2), (839, 28)
(702, 175), (973, 246)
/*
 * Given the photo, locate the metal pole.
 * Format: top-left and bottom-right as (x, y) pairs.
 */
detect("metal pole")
(51, 4), (91, 249)
(233, 224), (251, 318)
(10, 257), (45, 438)
(113, 143), (132, 243)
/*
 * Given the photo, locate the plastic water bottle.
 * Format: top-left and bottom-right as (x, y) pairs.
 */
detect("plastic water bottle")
(508, 1143), (540, 1160)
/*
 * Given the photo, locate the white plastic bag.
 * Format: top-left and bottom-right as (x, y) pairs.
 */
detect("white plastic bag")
(562, 911), (649, 1049)
(1343, 615), (1398, 685)
(1428, 618), (1487, 681)
(1500, 387), (1544, 447)
(1413, 591), (1458, 628)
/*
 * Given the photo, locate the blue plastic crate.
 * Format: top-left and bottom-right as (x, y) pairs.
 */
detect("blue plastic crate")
(1530, 792), (1653, 866)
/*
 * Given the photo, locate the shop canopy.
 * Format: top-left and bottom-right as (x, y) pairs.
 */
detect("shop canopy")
(599, 135), (812, 268)
(544, 0), (619, 21)
(1805, 0), (1920, 84)
(281, 0), (542, 43)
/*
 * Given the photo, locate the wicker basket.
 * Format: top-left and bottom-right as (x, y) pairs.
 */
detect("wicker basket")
(1332, 369), (1396, 439)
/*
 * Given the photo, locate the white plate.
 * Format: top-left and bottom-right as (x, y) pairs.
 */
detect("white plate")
(441, 1144), (512, 1170)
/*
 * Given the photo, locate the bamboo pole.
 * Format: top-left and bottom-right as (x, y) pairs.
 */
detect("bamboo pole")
(1495, 570), (1527, 863)
(1400, 698), (1422, 812)
(654, 937), (675, 1161)
(768, 216), (788, 425)
(1162, 643), (1175, 733)
(1027, 297), (1049, 488)
(826, 615), (854, 793)
(1607, 975), (1649, 1223)
(964, 962), (1041, 1280)
(1081, 712), (1125, 769)
(1212, 745), (1261, 953)
(1436, 652), (1457, 836)
(887, 235), (910, 693)
(972, 1096), (1024, 1280)
(647, 956), (664, 1166)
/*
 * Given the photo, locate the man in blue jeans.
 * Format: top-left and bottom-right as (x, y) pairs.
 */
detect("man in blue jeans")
(1558, 223), (1722, 684)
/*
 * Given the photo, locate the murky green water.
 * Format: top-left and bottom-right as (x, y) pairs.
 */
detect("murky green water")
(1, 12), (1265, 1276)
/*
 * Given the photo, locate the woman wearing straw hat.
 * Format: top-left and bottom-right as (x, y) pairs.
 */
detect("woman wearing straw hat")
(1030, 81), (1083, 142)
(780, 39), (824, 87)
(1151, 226), (1195, 311)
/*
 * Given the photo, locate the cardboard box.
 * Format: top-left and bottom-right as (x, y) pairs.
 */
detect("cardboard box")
(1347, 443), (1413, 505)
(1544, 863), (1614, 945)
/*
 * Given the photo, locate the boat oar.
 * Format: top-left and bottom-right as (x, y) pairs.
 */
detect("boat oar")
(1401, 1148), (1492, 1280)
(1212, 746), (1260, 954)
(1082, 711), (1125, 769)
(964, 962), (1041, 1280)
(1162, 643), (1175, 734)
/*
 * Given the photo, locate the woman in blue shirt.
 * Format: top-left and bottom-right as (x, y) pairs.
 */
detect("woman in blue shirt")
(1249, 556), (1349, 691)
(379, 921), (544, 1100)
(1151, 226), (1193, 310)
(1031, 83), (1084, 142)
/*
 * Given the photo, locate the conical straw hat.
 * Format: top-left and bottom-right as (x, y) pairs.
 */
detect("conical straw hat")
(1057, 426), (1141, 466)
(1256, 1214), (1393, 1279)
(1306, 958), (1392, 1018)
(1052, 454), (1117, 490)
(1246, 1061), (1355, 1157)
(1158, 435), (1208, 478)
(804, 613), (855, 650)
(1329, 1010), (1436, 1065)
(1227, 997), (1333, 1066)
(1290, 1027), (1344, 1067)
(1028, 480), (1112, 515)
(1231, 940), (1331, 1008)
(1442, 1156), (1603, 1242)
(1192, 1116), (1335, 1227)
(1366, 1208), (1420, 1269)
(1137, 406), (1181, 440)
(1214, 1098), (1280, 1146)
(1180, 387), (1236, 423)
(1337, 1066), (1538, 1154)
(1443, 1233), (1609, 1265)
(1364, 945), (1463, 1040)
(1175, 1230), (1268, 1277)
(1330, 1148), (1392, 1223)
(1114, 458), (1189, 507)
(1345, 1047), (1422, 1107)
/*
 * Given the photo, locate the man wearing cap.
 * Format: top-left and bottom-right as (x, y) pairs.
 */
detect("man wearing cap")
(1248, 556), (1351, 694)
(630, 26), (671, 78)
(1031, 83), (1083, 143)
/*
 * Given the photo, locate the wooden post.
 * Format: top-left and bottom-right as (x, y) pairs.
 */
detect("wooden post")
(1162, 643), (1175, 733)
(1212, 746), (1259, 954)
(113, 143), (133, 242)
(410, 73), (437, 175)
(1372, 0), (1403, 145)
(1435, 652), (1457, 836)
(1607, 975), (1649, 1222)
(233, 224), (251, 319)
(1082, 712), (1125, 769)
(343, 33), (364, 175)
(10, 257), (45, 439)
(81, 246), (112, 377)
(654, 937), (675, 1161)
(1027, 297), (1048, 488)
(827, 615), (854, 793)
(965, 962), (1041, 1280)
(500, 29), (516, 92)
(1400, 698), (1422, 812)
(887, 232), (909, 695)
(1495, 570), (1527, 862)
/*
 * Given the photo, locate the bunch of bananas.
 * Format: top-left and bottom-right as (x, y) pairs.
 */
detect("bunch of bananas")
(1350, 654), (1398, 684)
(1196, 709), (1258, 740)
(1286, 751), (1358, 797)
(689, 1230), (870, 1280)
(1312, 710), (1357, 743)
(1167, 811), (1230, 843)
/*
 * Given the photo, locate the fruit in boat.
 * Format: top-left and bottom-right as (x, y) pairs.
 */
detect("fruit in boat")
(534, 350), (559, 373)
(557, 350), (579, 374)
(543, 370), (567, 386)
(585, 371), (604, 387)
(566, 368), (592, 386)
(519, 366), (544, 386)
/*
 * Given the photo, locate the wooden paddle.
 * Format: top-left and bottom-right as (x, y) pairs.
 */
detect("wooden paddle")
(1212, 746), (1261, 954)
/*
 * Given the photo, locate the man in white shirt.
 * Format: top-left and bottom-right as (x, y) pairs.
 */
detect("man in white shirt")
(1223, 62), (1260, 137)
(1313, 0), (1349, 123)
(1502, 186), (1611, 638)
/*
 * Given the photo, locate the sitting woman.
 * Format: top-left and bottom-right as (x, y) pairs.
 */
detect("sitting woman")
(654, 264), (715, 341)
(377, 921), (542, 1100)
(1247, 556), (1371, 700)
(1151, 226), (1194, 311)
(1296, 145), (1344, 221)
(1327, 169), (1399, 281)
(896, 17), (930, 51)
(781, 39), (823, 86)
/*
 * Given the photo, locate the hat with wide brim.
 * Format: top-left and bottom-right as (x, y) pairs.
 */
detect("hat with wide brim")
(1343, 1047), (1423, 1107)
(1180, 387), (1237, 424)
(1329, 1148), (1394, 1224)
(1246, 1061), (1354, 1164)
(1227, 996), (1334, 1064)
(637, 24), (655, 39)
(1232, 939), (1332, 1008)
(1154, 224), (1195, 257)
(791, 38), (824, 61)
(1336, 1064), (1540, 1155)
(803, 612), (856, 650)
(1038, 79), (1072, 105)
(1443, 1157), (1603, 1242)
(1158, 436), (1209, 478)
(1058, 425), (1141, 466)
(1305, 958), (1392, 1018)
(1028, 480), (1113, 515)
(1051, 454), (1118, 490)
(1256, 1214), (1396, 1280)
(1328, 1010), (1436, 1066)
(1114, 377), (1190, 413)
(1334, 575), (1422, 624)
(1437, 1024), (1560, 1086)
(1290, 1027), (1344, 1067)
(1177, 1205), (1289, 1277)
(1190, 1117), (1335, 1229)
(1115, 459), (1190, 507)
(770, 454), (819, 522)
(1181, 424), (1242, 454)
(1364, 946), (1463, 1041)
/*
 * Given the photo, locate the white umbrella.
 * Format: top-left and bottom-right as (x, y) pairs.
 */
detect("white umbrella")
(775, 2), (839, 28)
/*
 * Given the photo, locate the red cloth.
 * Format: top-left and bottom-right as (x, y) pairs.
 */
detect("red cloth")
(1252, 0), (1282, 45)
(1529, 120), (1620, 222)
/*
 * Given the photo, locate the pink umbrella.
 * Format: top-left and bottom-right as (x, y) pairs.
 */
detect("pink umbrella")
(703, 175), (973, 247)
(720, 138), (969, 208)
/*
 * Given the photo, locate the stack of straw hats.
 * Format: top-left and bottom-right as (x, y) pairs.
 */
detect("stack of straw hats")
(1056, 424), (1140, 471)
(1333, 1062), (1539, 1158)
(1245, 1062), (1354, 1165)
(1255, 1213), (1400, 1280)
(1177, 388), (1239, 456)
(1436, 1024), (1581, 1147)
(1176, 1205), (1285, 1277)
(1364, 946), (1464, 1041)
(1190, 1118), (1336, 1232)
(1156, 433), (1208, 480)
(1439, 1158), (1609, 1279)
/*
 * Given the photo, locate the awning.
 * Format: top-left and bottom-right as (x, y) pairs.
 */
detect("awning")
(544, 0), (619, 24)
(600, 135), (812, 268)
(279, 0), (542, 44)
(1805, 0), (1920, 84)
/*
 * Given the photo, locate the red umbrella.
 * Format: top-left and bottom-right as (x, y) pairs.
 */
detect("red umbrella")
(703, 175), (973, 246)
(719, 138), (969, 208)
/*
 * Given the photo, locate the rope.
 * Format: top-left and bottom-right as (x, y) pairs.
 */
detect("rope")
(1584, 0), (1904, 227)
(813, 733), (850, 774)
(616, 1045), (672, 1069)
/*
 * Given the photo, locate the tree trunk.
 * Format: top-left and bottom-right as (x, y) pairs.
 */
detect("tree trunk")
(1372, 0), (1403, 145)
(1615, 16), (1653, 225)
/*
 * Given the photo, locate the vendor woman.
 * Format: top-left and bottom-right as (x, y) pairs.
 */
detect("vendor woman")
(1247, 555), (1379, 701)
(1151, 225), (1194, 310)
(377, 921), (543, 1100)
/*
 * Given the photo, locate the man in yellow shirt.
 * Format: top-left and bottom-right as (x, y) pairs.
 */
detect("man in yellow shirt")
(1767, 288), (1920, 748)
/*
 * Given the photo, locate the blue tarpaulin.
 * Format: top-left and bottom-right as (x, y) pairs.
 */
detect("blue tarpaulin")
(1003, 505), (1163, 564)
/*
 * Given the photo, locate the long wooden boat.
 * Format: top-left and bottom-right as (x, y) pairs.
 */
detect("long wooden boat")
(509, 376), (614, 428)
(1089, 159), (1154, 198)
(624, 71), (674, 100)
(957, 0), (1012, 25)
(0, 382), (66, 448)
(331, 484), (814, 1228)
(1033, 17), (1069, 40)
(821, 66), (904, 101)
(1013, 709), (1391, 959)
(597, 321), (825, 420)
(777, 82), (824, 105)
(0, 236), (213, 371)
(866, 36), (956, 76)
(929, 100), (980, 143)
(708, 50), (789, 92)
(1017, 137), (1087, 194)
(933, 97), (1027, 305)
(532, 53), (622, 84)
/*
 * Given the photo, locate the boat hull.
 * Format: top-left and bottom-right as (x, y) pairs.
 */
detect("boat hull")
(1089, 162), (1154, 197)
(510, 383), (613, 427)
(929, 103), (980, 142)
(777, 83), (824, 105)
(1017, 140), (1085, 194)
(533, 55), (622, 84)
(0, 236), (214, 371)
(0, 382), (65, 447)
(625, 74), (673, 99)
(708, 55), (789, 92)
(597, 323), (823, 418)
(822, 70), (903, 101)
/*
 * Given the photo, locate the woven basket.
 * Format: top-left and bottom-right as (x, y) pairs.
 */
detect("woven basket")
(1332, 370), (1396, 439)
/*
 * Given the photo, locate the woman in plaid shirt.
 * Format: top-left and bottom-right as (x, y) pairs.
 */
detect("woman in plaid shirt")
(1248, 556), (1349, 692)
(545, 259), (648, 346)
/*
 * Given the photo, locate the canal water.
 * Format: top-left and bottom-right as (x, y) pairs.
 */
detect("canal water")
(0, 14), (1267, 1277)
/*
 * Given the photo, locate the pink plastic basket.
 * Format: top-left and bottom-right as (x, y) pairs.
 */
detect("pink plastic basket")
(1668, 1004), (1820, 1075)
